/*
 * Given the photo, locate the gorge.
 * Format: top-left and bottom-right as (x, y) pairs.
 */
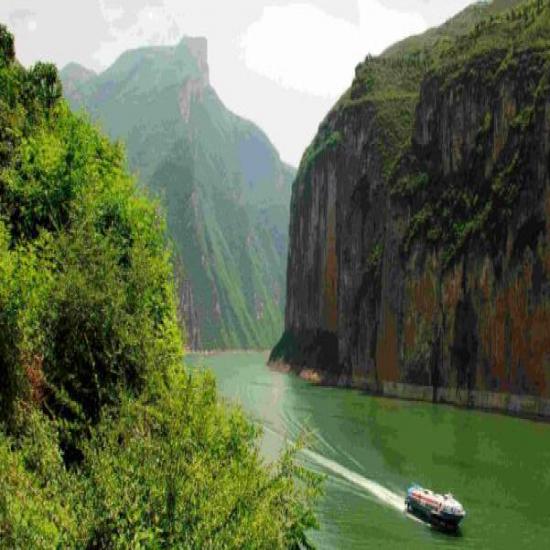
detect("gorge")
(3, 1), (550, 547)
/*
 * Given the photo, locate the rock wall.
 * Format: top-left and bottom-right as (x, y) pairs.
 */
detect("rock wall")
(179, 278), (201, 350)
(181, 37), (209, 83)
(273, 47), (550, 418)
(178, 37), (209, 123)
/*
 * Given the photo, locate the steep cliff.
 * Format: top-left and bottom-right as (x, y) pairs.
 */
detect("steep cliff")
(61, 38), (294, 350)
(272, 0), (550, 417)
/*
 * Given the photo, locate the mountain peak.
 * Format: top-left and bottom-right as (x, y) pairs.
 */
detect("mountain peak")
(175, 37), (210, 122)
(60, 62), (96, 82)
(177, 36), (209, 83)
(60, 62), (97, 97)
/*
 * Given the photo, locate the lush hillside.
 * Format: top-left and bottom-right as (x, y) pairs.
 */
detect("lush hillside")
(272, 0), (550, 418)
(382, 0), (524, 58)
(61, 39), (294, 350)
(0, 25), (319, 547)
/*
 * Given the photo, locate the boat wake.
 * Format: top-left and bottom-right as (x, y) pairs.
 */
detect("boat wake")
(303, 449), (424, 524)
(304, 450), (404, 510)
(262, 424), (423, 523)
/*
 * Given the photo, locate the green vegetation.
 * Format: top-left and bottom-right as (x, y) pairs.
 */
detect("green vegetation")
(1, 371), (321, 548)
(335, 0), (547, 149)
(366, 243), (384, 276)
(436, 0), (550, 69)
(294, 126), (343, 208)
(393, 0), (550, 268)
(402, 148), (525, 269)
(326, 0), (550, 270)
(374, 96), (418, 179)
(382, 0), (531, 60)
(341, 57), (428, 107)
(61, 40), (294, 351)
(512, 105), (535, 129)
(298, 130), (342, 180)
(391, 172), (430, 198)
(0, 25), (319, 547)
(294, 0), (550, 276)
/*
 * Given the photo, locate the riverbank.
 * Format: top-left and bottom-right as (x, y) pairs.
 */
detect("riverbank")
(268, 360), (550, 421)
(187, 349), (270, 355)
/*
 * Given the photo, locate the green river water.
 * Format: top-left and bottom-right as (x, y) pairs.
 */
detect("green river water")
(188, 352), (550, 549)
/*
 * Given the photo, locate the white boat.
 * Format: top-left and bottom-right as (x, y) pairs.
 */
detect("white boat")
(405, 484), (466, 530)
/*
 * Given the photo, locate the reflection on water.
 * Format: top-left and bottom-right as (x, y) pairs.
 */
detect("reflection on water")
(188, 352), (550, 549)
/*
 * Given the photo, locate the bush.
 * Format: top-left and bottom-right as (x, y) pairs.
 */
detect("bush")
(0, 410), (81, 547)
(27, 63), (62, 110)
(0, 57), (182, 426)
(0, 24), (321, 548)
(0, 372), (321, 549)
(81, 369), (321, 549)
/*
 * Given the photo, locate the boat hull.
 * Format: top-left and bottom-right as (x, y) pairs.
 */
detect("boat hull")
(429, 510), (464, 531)
(405, 489), (465, 531)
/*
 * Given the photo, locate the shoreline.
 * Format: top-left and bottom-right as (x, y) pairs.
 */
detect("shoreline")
(267, 360), (550, 423)
(186, 349), (270, 356)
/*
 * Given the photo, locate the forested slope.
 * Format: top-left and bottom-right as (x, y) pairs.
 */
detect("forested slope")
(0, 25), (318, 547)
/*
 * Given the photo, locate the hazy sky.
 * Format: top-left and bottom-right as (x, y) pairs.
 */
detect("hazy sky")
(1, 1), (475, 165)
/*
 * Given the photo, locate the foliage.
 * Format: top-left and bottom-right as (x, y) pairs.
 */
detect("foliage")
(401, 143), (526, 269)
(0, 373), (321, 549)
(342, 57), (427, 108)
(81, 369), (321, 549)
(298, 130), (342, 180)
(0, 24), (320, 548)
(392, 1), (550, 268)
(366, 243), (384, 276)
(391, 172), (429, 198)
(26, 63), (63, 111)
(382, 0), (525, 59)
(0, 412), (81, 548)
(0, 25), (15, 66)
(0, 32), (182, 426)
(328, 0), (550, 270)
(436, 0), (550, 72)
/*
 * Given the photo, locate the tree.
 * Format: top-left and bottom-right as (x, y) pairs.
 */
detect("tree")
(0, 24), (15, 65)
(28, 62), (62, 109)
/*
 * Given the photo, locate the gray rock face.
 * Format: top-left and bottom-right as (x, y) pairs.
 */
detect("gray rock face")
(179, 278), (201, 350)
(273, 48), (550, 417)
(178, 37), (209, 123)
(180, 37), (209, 83)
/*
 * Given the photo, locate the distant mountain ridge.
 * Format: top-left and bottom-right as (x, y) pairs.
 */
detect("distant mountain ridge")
(62, 37), (294, 350)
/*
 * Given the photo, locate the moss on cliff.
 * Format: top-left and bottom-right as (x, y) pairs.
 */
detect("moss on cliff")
(298, 129), (342, 181)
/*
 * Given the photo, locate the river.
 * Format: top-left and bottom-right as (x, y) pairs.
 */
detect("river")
(187, 352), (550, 549)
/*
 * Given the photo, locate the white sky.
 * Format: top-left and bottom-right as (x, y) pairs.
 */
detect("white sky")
(1, 1), (475, 166)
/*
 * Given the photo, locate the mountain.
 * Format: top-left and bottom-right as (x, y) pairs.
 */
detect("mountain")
(382, 0), (522, 57)
(60, 62), (96, 97)
(271, 0), (550, 418)
(61, 38), (294, 350)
